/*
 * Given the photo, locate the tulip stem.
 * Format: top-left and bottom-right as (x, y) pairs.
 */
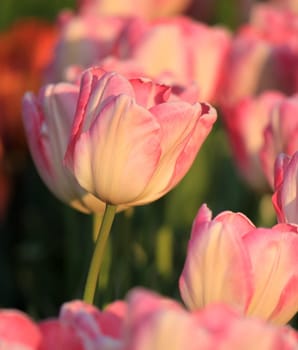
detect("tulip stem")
(83, 203), (117, 304)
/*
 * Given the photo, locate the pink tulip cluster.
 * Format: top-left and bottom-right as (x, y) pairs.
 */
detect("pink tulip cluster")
(219, 4), (298, 191)
(47, 9), (231, 103)
(2, 289), (298, 350)
(16, 0), (298, 348)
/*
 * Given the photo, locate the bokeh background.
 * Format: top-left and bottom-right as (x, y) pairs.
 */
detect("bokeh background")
(0, 0), (276, 320)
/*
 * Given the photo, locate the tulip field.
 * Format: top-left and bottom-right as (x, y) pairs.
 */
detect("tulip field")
(1, 0), (298, 348)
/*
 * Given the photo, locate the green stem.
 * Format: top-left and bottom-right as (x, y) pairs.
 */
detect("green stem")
(83, 203), (117, 304)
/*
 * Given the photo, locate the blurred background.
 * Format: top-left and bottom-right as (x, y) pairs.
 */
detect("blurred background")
(0, 0), (278, 320)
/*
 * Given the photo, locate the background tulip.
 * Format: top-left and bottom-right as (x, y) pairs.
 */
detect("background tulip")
(260, 94), (298, 188)
(221, 91), (284, 191)
(179, 204), (298, 325)
(220, 4), (298, 106)
(115, 16), (231, 102)
(65, 68), (217, 206)
(45, 12), (130, 83)
(22, 82), (105, 214)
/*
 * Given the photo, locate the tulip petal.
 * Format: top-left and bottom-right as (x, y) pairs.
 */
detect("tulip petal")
(130, 78), (171, 109)
(0, 310), (41, 349)
(244, 228), (298, 324)
(66, 71), (136, 165)
(163, 103), (217, 193)
(131, 102), (216, 205)
(274, 152), (298, 223)
(124, 289), (208, 350)
(180, 213), (253, 313)
(72, 94), (161, 204)
(39, 320), (84, 350)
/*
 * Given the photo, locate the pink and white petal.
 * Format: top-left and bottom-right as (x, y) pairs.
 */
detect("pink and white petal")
(273, 153), (291, 190)
(65, 70), (135, 167)
(123, 289), (208, 350)
(179, 220), (253, 312)
(272, 153), (291, 223)
(39, 320), (84, 350)
(214, 211), (256, 238)
(131, 24), (188, 83)
(126, 288), (182, 326)
(0, 310), (41, 349)
(130, 101), (202, 204)
(277, 152), (298, 223)
(169, 83), (200, 104)
(191, 27), (231, 101)
(99, 301), (127, 339)
(124, 308), (210, 350)
(130, 78), (171, 109)
(244, 228), (298, 324)
(190, 204), (213, 238)
(80, 72), (136, 133)
(162, 103), (217, 194)
(60, 300), (103, 340)
(269, 275), (298, 325)
(72, 95), (161, 204)
(22, 92), (53, 178)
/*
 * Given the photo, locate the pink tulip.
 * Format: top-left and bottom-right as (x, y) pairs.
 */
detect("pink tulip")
(39, 299), (126, 350)
(65, 68), (217, 206)
(260, 94), (298, 188)
(22, 82), (105, 214)
(221, 91), (284, 191)
(0, 310), (41, 349)
(273, 152), (298, 224)
(45, 12), (130, 83)
(179, 204), (298, 325)
(115, 16), (231, 102)
(123, 288), (298, 350)
(77, 0), (192, 19)
(220, 4), (298, 106)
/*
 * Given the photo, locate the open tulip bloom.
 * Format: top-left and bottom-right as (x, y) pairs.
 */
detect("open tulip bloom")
(22, 65), (216, 305)
(65, 67), (217, 207)
(180, 204), (298, 325)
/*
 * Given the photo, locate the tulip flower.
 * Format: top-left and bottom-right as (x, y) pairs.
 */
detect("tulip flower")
(115, 16), (231, 102)
(273, 152), (298, 224)
(260, 94), (298, 188)
(220, 4), (298, 106)
(221, 91), (284, 191)
(45, 12), (130, 83)
(179, 204), (298, 325)
(123, 289), (298, 350)
(65, 68), (217, 206)
(64, 67), (216, 304)
(22, 82), (105, 214)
